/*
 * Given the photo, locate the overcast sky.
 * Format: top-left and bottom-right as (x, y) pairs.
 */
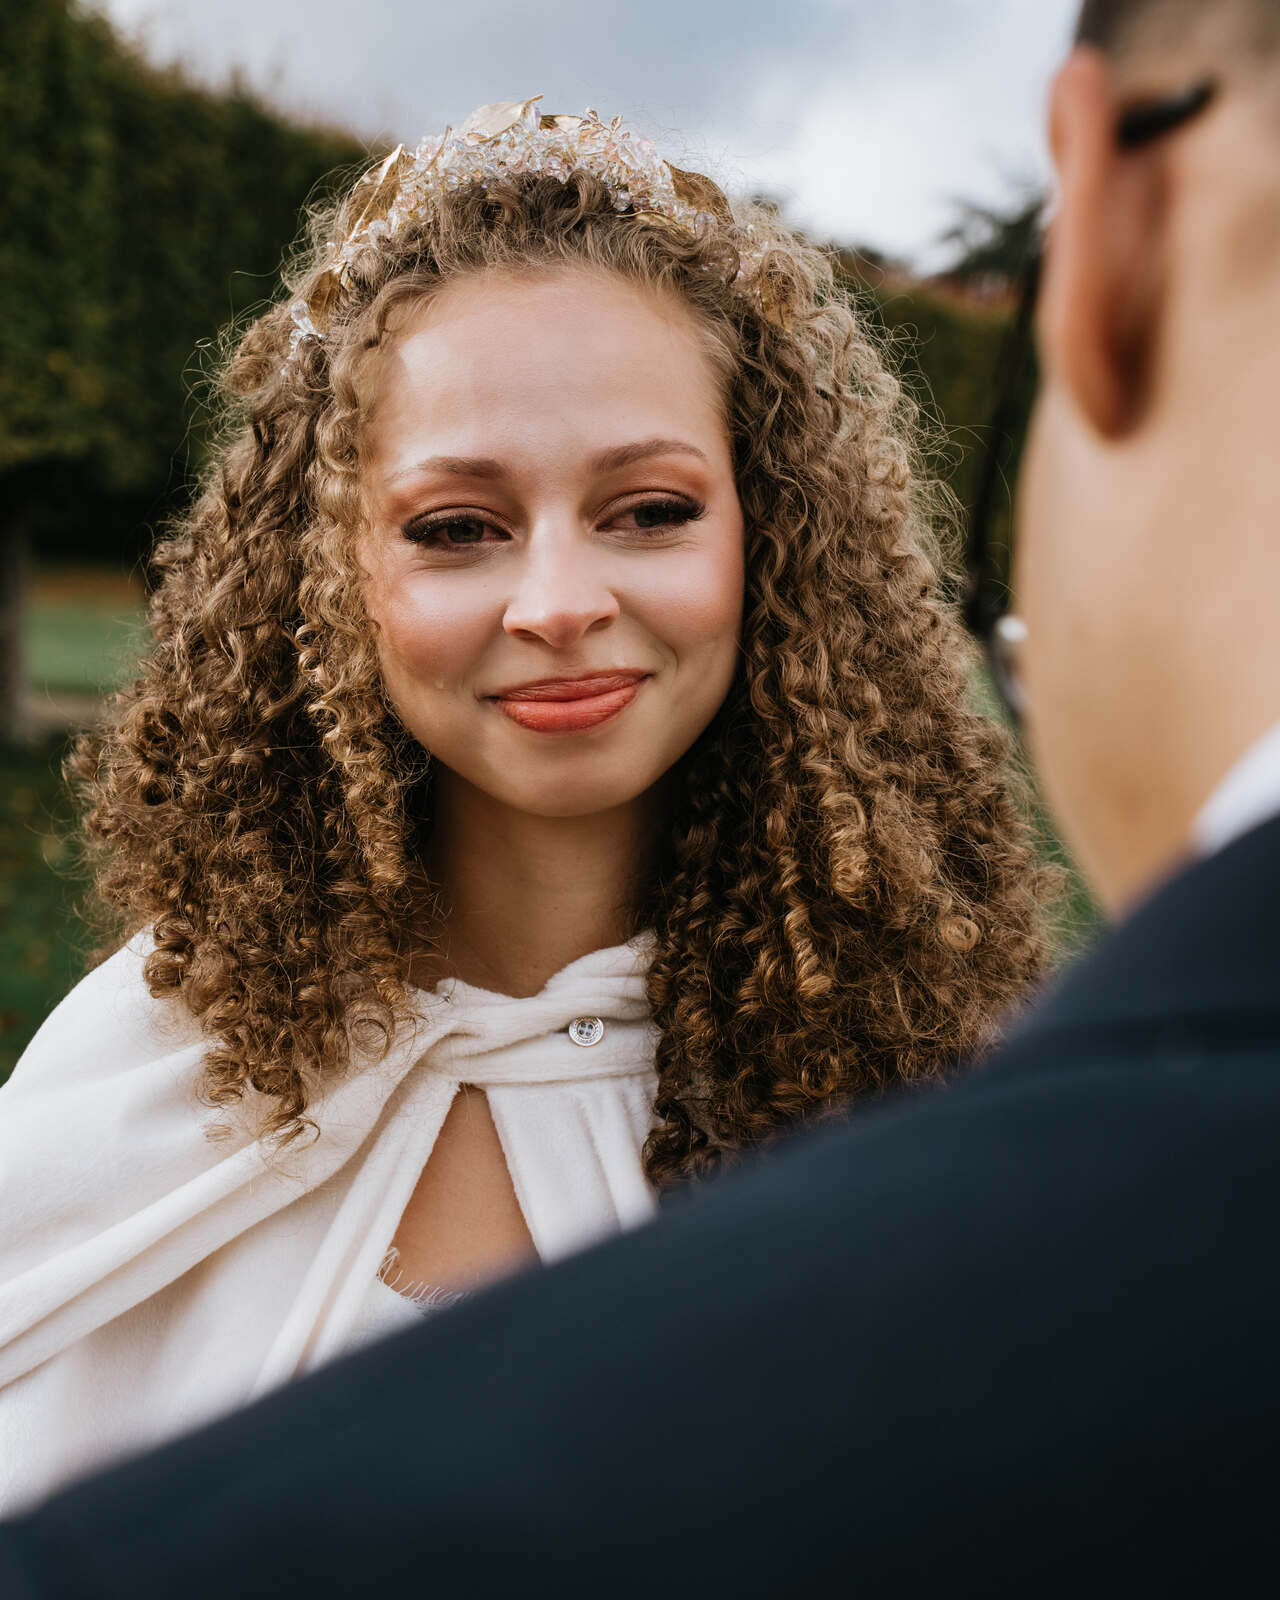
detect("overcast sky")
(91, 0), (1079, 268)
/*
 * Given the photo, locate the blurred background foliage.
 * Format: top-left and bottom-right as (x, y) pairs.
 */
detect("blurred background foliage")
(1, 0), (364, 561)
(0, 0), (1091, 1079)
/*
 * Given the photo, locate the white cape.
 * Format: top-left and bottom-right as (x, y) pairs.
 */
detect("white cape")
(0, 933), (658, 1513)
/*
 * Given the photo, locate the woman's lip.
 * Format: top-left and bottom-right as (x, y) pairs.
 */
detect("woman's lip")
(494, 672), (648, 702)
(495, 679), (645, 733)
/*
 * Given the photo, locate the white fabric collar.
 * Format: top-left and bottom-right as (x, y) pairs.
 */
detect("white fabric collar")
(1191, 716), (1280, 860)
(0, 932), (659, 1512)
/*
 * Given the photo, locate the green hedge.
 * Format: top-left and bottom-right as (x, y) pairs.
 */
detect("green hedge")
(0, 0), (365, 556)
(858, 277), (1035, 584)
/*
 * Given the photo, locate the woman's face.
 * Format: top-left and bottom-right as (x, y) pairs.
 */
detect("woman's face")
(358, 266), (745, 820)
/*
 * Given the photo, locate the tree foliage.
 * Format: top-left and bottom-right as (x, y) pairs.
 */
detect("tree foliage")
(938, 191), (1044, 288)
(0, 0), (365, 557)
(845, 276), (1029, 584)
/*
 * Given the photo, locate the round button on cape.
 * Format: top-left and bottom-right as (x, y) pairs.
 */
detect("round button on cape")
(567, 1016), (605, 1047)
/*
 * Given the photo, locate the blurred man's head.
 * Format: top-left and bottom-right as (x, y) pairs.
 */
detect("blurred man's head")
(1016, 0), (1280, 913)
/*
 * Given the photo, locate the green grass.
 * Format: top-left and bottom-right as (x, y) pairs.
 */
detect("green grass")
(0, 736), (95, 1085)
(1, 574), (147, 1084)
(27, 598), (149, 696)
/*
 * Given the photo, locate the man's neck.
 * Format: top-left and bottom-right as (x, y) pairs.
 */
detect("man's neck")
(1095, 696), (1280, 917)
(414, 774), (671, 998)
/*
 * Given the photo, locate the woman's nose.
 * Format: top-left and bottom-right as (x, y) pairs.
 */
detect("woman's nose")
(501, 532), (621, 648)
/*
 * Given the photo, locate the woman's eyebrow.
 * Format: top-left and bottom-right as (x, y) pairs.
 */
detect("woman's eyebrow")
(387, 454), (504, 484)
(386, 437), (709, 487)
(589, 438), (710, 472)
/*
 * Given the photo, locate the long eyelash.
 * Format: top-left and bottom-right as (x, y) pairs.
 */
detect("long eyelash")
(630, 498), (706, 530)
(400, 514), (497, 546)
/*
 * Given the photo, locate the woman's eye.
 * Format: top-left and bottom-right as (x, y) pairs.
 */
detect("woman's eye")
(403, 516), (498, 547)
(401, 500), (704, 547)
(615, 499), (705, 534)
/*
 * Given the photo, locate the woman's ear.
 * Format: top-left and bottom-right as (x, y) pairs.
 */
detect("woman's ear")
(1039, 47), (1169, 438)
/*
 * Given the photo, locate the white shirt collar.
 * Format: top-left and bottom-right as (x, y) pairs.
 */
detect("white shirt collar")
(1190, 716), (1280, 859)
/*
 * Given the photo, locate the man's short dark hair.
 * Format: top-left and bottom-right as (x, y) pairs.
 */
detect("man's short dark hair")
(1077, 0), (1280, 58)
(1076, 0), (1169, 51)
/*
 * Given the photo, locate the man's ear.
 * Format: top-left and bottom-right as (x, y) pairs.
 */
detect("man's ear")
(1040, 47), (1168, 438)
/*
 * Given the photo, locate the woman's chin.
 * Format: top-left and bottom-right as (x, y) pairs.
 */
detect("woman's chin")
(459, 750), (667, 820)
(482, 781), (654, 821)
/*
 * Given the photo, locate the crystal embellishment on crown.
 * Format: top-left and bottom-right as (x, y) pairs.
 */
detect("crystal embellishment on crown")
(286, 94), (767, 365)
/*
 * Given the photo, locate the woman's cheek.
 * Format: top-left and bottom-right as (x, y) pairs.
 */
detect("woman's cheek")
(650, 535), (744, 654)
(378, 581), (489, 684)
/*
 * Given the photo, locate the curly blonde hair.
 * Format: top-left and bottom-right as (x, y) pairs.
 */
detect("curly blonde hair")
(70, 147), (1062, 1187)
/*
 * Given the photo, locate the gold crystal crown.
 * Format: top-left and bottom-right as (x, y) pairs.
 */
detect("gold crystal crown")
(287, 95), (765, 361)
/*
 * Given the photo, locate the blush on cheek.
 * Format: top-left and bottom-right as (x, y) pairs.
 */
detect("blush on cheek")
(375, 583), (494, 688)
(662, 541), (744, 645)
(685, 579), (743, 641)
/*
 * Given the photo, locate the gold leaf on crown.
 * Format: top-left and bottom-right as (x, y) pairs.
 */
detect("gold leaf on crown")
(287, 95), (768, 363)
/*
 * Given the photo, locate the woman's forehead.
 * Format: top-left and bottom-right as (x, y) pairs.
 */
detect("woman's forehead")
(362, 269), (733, 483)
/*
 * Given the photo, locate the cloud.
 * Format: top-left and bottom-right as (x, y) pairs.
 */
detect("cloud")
(92, 0), (1079, 262)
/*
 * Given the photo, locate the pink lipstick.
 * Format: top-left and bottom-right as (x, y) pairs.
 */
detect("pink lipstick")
(494, 672), (648, 734)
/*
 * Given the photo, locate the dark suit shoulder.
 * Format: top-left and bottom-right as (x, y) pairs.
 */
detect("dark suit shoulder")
(12, 1028), (1279, 1599)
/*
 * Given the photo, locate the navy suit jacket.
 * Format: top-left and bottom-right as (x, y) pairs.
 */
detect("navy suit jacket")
(2, 813), (1279, 1597)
